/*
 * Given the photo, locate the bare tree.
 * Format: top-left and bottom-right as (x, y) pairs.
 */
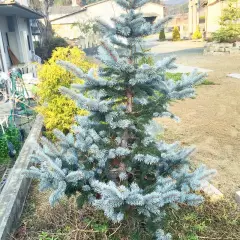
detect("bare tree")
(29, 0), (54, 43)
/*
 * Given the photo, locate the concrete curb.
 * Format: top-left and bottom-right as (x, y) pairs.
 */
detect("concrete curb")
(235, 191), (240, 205)
(0, 115), (43, 240)
(202, 182), (224, 201)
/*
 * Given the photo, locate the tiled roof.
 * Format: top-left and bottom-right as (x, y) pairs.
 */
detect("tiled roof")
(49, 0), (109, 15)
(49, 5), (83, 14)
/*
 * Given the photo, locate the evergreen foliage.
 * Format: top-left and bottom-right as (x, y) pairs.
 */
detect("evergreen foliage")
(172, 26), (180, 41)
(25, 0), (215, 238)
(212, 0), (240, 43)
(192, 26), (202, 40)
(159, 29), (166, 41)
(36, 47), (95, 135)
(35, 37), (68, 61)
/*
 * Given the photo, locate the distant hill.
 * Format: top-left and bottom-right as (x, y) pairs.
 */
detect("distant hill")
(163, 0), (188, 4)
(165, 1), (188, 15)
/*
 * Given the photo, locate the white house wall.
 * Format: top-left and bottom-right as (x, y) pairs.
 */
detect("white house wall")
(17, 17), (33, 63)
(51, 1), (164, 25)
(0, 16), (11, 68)
(15, 0), (29, 7)
(206, 1), (224, 33)
(0, 15), (34, 69)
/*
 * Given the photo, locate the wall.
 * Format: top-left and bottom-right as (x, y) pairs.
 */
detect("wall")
(0, 16), (11, 68)
(51, 1), (164, 37)
(0, 16), (33, 66)
(188, 0), (199, 35)
(0, 115), (43, 240)
(206, 0), (224, 33)
(17, 17), (33, 63)
(51, 1), (164, 42)
(15, 0), (29, 7)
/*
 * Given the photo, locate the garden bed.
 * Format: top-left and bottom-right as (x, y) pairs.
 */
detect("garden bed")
(11, 181), (240, 240)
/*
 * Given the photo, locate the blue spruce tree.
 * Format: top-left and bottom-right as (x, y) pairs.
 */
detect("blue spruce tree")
(24, 0), (215, 238)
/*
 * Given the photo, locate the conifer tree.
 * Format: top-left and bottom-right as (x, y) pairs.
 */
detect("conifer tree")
(172, 26), (180, 41)
(192, 25), (202, 40)
(25, 0), (215, 238)
(159, 29), (166, 41)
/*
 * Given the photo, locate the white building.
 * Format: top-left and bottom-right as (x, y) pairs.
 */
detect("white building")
(0, 0), (43, 72)
(49, 0), (164, 41)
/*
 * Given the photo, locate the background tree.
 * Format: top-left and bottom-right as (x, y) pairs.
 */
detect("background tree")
(172, 26), (180, 41)
(72, 18), (99, 39)
(212, 0), (240, 43)
(159, 29), (166, 41)
(192, 25), (202, 40)
(29, 0), (54, 42)
(25, 0), (215, 239)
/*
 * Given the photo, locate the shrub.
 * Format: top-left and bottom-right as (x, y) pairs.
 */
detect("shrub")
(0, 127), (22, 163)
(36, 47), (95, 135)
(192, 26), (202, 40)
(159, 29), (166, 41)
(172, 26), (180, 41)
(35, 37), (69, 61)
(212, 0), (240, 43)
(199, 16), (205, 23)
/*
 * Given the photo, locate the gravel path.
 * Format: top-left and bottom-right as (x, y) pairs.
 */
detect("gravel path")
(153, 39), (240, 198)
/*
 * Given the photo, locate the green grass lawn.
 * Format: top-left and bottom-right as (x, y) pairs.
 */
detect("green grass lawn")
(166, 72), (215, 85)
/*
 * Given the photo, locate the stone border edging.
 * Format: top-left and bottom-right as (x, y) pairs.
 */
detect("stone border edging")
(202, 182), (223, 201)
(235, 191), (240, 205)
(204, 42), (240, 55)
(0, 115), (43, 240)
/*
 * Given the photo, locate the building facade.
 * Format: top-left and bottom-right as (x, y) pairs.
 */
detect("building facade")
(49, 0), (164, 42)
(189, 0), (240, 38)
(0, 0), (43, 72)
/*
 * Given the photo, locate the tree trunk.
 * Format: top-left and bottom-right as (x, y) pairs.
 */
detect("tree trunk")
(42, 0), (53, 44)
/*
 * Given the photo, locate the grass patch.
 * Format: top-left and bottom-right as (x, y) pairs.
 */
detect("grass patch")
(163, 198), (240, 239)
(200, 79), (216, 85)
(12, 182), (240, 240)
(166, 72), (216, 86)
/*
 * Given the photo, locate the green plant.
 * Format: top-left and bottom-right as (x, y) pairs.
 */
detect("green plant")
(200, 80), (215, 85)
(36, 47), (95, 135)
(0, 136), (9, 164)
(0, 126), (21, 163)
(162, 198), (240, 239)
(192, 26), (202, 40)
(38, 231), (59, 240)
(166, 72), (184, 82)
(159, 29), (166, 41)
(199, 16), (205, 23)
(172, 26), (180, 41)
(212, 0), (240, 43)
(166, 72), (214, 86)
(138, 47), (154, 66)
(35, 37), (68, 61)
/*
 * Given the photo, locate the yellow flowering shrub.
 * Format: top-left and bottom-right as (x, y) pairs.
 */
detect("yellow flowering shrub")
(36, 47), (96, 134)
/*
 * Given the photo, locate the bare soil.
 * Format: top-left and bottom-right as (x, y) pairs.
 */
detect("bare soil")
(157, 52), (240, 197)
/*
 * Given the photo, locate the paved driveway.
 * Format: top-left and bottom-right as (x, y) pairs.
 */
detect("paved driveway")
(144, 35), (204, 58)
